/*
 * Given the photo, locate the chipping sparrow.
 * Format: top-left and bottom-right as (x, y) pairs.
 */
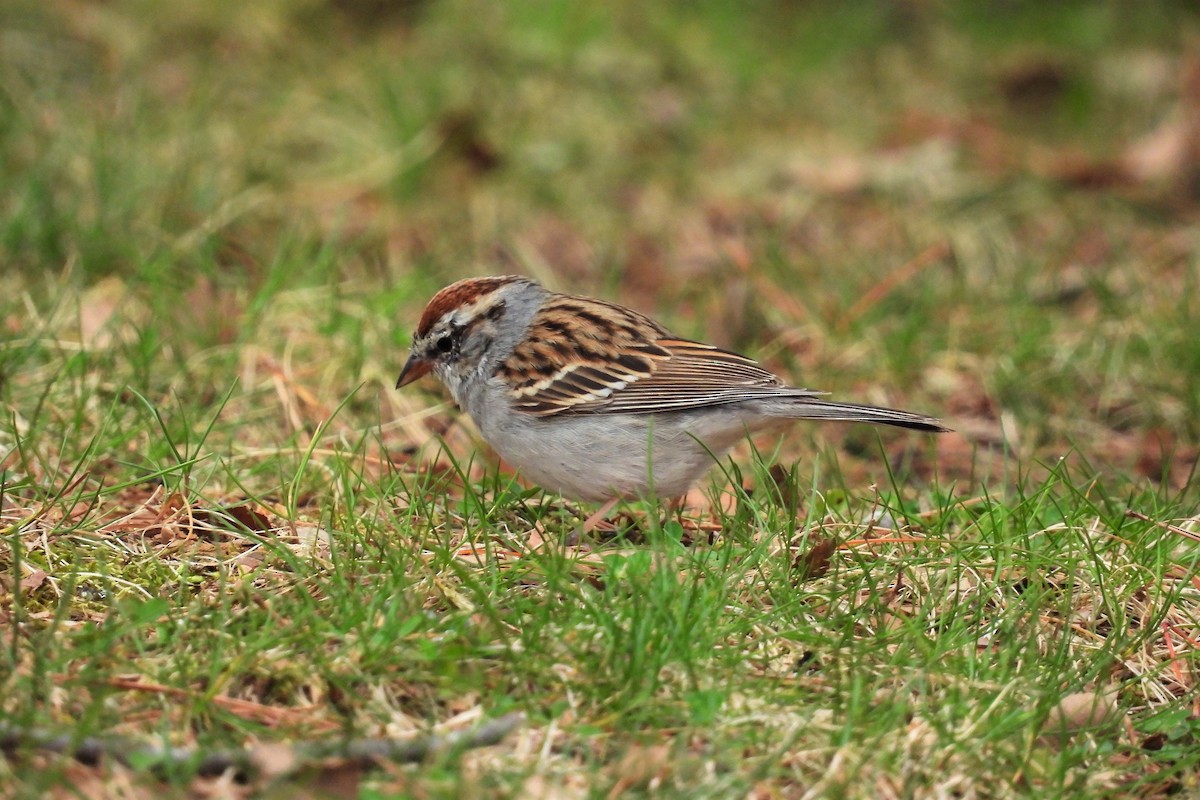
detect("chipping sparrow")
(396, 276), (947, 506)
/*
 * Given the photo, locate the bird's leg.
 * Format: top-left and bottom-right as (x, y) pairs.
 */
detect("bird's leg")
(568, 496), (687, 544)
(556, 497), (620, 548)
(581, 497), (620, 533)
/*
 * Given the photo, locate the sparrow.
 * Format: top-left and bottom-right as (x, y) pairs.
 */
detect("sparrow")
(397, 276), (947, 512)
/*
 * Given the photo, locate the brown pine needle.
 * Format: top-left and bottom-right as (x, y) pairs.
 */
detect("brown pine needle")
(839, 241), (952, 331)
(1125, 509), (1200, 542)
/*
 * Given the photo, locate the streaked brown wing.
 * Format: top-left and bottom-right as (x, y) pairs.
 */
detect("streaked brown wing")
(496, 294), (673, 416)
(572, 338), (815, 414)
(496, 291), (824, 417)
(502, 321), (819, 417)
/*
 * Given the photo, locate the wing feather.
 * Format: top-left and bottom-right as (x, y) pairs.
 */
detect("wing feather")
(497, 292), (820, 417)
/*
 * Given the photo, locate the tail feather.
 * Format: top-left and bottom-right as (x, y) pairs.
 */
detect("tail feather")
(781, 399), (950, 433)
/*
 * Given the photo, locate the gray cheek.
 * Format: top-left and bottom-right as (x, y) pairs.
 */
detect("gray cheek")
(432, 364), (465, 406)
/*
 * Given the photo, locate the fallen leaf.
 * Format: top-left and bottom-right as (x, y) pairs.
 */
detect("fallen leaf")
(249, 742), (299, 781)
(793, 537), (836, 582)
(439, 110), (503, 174)
(78, 276), (126, 349)
(220, 503), (275, 533)
(998, 58), (1069, 108)
(305, 760), (364, 798)
(1040, 689), (1120, 745)
(20, 568), (48, 593)
(607, 744), (671, 799)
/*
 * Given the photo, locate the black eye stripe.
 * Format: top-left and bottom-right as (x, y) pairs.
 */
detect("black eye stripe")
(484, 299), (506, 321)
(427, 325), (460, 356)
(428, 305), (503, 357)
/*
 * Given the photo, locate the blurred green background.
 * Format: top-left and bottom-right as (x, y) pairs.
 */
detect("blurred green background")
(5, 0), (1198, 483)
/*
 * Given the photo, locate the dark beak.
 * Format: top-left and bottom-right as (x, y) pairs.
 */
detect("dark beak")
(395, 352), (433, 389)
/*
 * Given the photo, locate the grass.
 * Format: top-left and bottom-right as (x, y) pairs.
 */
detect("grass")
(2, 0), (1200, 797)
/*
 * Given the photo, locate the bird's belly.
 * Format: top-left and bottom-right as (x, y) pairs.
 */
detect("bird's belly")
(478, 410), (759, 502)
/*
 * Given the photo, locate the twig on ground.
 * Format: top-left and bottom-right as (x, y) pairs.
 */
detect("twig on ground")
(838, 240), (952, 331)
(0, 712), (525, 778)
(1125, 509), (1200, 542)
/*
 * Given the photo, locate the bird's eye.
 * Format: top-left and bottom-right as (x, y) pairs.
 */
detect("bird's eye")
(435, 334), (454, 353)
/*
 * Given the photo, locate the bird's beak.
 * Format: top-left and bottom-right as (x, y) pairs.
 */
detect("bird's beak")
(395, 352), (433, 389)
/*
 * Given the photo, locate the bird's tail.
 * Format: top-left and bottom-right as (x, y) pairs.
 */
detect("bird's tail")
(780, 399), (950, 433)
